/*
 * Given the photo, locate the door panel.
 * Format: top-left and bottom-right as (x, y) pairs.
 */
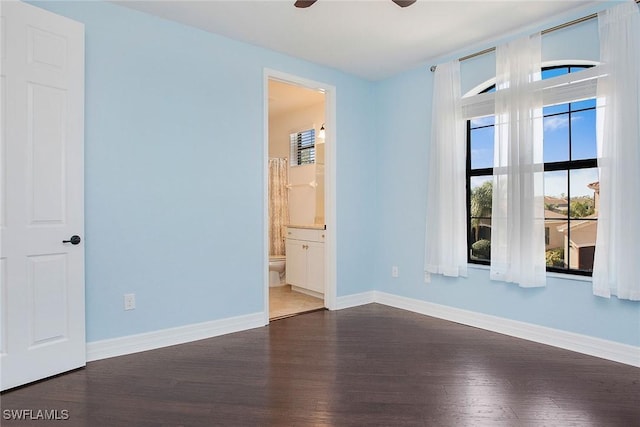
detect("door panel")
(28, 82), (67, 224)
(1, 1), (85, 391)
(306, 241), (324, 293)
(28, 25), (68, 71)
(28, 254), (68, 346)
(285, 240), (306, 287)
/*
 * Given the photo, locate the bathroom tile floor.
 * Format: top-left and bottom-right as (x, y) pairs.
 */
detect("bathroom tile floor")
(269, 285), (324, 320)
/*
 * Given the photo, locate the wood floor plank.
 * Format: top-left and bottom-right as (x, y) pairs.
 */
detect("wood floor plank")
(2, 304), (639, 426)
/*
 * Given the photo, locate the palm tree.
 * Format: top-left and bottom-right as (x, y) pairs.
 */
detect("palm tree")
(471, 181), (492, 227)
(470, 180), (493, 258)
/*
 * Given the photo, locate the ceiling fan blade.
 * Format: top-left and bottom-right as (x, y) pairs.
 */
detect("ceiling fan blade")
(392, 0), (417, 7)
(294, 0), (318, 8)
(295, 0), (414, 8)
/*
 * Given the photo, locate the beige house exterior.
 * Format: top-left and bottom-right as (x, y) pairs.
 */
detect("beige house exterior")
(555, 182), (599, 271)
(545, 209), (566, 251)
(557, 218), (597, 270)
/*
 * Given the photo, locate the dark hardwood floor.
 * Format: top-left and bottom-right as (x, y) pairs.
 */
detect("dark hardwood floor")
(2, 304), (639, 426)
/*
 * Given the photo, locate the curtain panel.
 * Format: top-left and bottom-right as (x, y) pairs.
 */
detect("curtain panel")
(424, 60), (468, 280)
(490, 33), (547, 288)
(593, 0), (640, 300)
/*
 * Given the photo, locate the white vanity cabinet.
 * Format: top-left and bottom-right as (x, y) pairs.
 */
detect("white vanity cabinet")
(285, 227), (325, 295)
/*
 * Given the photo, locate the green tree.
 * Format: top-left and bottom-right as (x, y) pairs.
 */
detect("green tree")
(470, 181), (493, 230)
(570, 200), (595, 218)
(546, 248), (565, 267)
(471, 239), (491, 260)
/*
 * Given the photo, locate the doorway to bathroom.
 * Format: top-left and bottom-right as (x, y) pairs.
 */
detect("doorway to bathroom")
(263, 70), (336, 322)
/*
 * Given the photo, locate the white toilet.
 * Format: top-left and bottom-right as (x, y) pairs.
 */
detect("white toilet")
(269, 255), (286, 286)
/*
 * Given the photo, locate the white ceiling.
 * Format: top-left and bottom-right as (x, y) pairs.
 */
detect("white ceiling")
(116, 0), (601, 81)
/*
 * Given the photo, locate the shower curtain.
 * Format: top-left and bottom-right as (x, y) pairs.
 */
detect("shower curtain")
(269, 158), (289, 256)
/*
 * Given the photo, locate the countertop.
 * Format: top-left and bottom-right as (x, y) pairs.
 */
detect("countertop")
(287, 224), (326, 230)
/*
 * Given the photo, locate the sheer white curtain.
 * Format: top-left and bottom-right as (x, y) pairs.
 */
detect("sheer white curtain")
(593, 1), (640, 300)
(424, 60), (467, 281)
(490, 33), (546, 288)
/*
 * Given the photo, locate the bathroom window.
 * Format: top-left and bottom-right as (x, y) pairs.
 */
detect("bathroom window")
(290, 129), (316, 166)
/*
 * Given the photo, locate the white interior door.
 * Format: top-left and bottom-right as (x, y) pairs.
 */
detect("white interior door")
(1, 1), (85, 391)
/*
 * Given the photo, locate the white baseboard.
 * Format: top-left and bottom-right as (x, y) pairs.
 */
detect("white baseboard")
(87, 291), (639, 368)
(373, 291), (640, 368)
(86, 312), (266, 362)
(335, 291), (376, 310)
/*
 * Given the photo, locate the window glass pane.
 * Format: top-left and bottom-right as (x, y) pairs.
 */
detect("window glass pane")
(566, 219), (597, 272)
(544, 103), (569, 115)
(570, 109), (597, 161)
(470, 176), (493, 219)
(470, 230), (492, 261)
(544, 168), (568, 269)
(469, 176), (493, 261)
(544, 112), (570, 163)
(545, 170), (570, 270)
(542, 67), (569, 80)
(569, 168), (598, 219)
(570, 66), (590, 73)
(545, 170), (568, 217)
(470, 125), (494, 169)
(545, 219), (567, 268)
(470, 116), (495, 129)
(571, 98), (596, 111)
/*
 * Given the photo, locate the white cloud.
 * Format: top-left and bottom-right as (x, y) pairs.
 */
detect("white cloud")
(471, 116), (494, 128)
(544, 114), (583, 132)
(544, 116), (568, 132)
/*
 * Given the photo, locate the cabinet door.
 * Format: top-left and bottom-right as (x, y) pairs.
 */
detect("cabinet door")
(306, 241), (325, 293)
(285, 239), (307, 287)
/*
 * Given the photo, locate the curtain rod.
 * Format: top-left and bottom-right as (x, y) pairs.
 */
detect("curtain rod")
(429, 0), (640, 72)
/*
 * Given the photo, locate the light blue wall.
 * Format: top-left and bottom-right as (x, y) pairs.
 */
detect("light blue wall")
(374, 11), (640, 347)
(33, 1), (376, 342)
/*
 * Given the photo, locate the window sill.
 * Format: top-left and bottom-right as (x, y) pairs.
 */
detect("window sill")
(546, 271), (592, 283)
(467, 263), (592, 283)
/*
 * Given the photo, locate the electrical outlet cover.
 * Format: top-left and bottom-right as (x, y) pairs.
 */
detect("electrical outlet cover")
(124, 293), (136, 310)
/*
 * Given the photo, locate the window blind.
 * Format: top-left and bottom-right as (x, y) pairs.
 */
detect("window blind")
(290, 129), (316, 166)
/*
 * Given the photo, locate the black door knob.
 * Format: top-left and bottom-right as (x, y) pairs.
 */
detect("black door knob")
(62, 235), (82, 245)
